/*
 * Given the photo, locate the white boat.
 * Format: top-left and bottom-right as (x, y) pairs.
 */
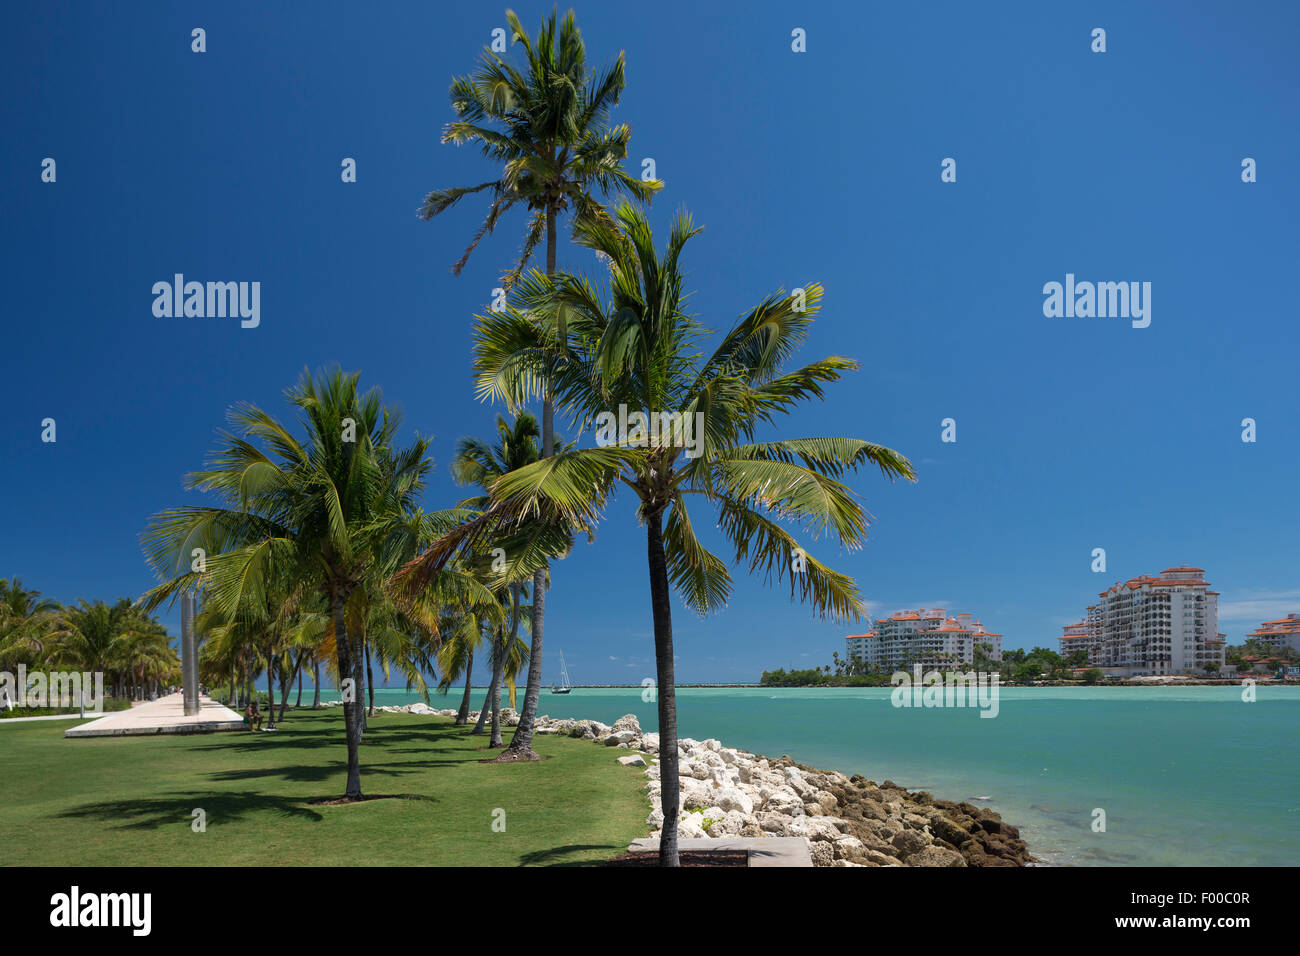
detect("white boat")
(552, 650), (573, 694)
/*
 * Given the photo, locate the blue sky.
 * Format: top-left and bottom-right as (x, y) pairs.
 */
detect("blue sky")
(3, 1), (1298, 685)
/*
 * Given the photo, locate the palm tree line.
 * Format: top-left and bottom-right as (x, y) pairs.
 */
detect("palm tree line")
(421, 7), (662, 762)
(135, 8), (914, 867)
(0, 580), (180, 706)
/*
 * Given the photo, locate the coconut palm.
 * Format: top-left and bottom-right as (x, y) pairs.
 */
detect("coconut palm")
(435, 603), (486, 725)
(357, 590), (439, 718)
(51, 599), (167, 695)
(404, 203), (916, 864)
(422, 6), (662, 758)
(476, 589), (531, 746)
(393, 430), (577, 757)
(141, 367), (433, 799)
(195, 603), (246, 706)
(422, 7), (661, 287)
(0, 577), (60, 671)
(117, 625), (177, 700)
(448, 413), (567, 745)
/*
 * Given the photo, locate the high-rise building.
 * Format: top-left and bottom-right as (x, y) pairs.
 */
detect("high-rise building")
(1058, 621), (1097, 662)
(1059, 566), (1226, 676)
(846, 609), (1002, 672)
(1245, 613), (1300, 654)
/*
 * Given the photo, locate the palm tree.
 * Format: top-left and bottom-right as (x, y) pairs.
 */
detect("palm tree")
(404, 204), (915, 864)
(51, 599), (169, 698)
(422, 7), (661, 287)
(357, 588), (439, 719)
(141, 367), (433, 799)
(118, 624), (176, 700)
(422, 7), (661, 759)
(435, 602), (486, 725)
(0, 578), (60, 677)
(476, 588), (531, 746)
(195, 604), (244, 706)
(449, 413), (559, 744)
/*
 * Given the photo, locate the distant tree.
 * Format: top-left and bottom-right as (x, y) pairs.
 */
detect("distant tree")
(0, 578), (60, 671)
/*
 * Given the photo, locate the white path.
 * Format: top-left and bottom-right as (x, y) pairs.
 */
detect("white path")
(0, 712), (88, 724)
(64, 692), (245, 738)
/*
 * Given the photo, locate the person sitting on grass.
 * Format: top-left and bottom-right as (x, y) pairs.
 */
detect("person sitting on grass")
(244, 700), (262, 731)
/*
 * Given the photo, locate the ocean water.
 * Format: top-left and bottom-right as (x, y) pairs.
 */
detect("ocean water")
(333, 684), (1300, 866)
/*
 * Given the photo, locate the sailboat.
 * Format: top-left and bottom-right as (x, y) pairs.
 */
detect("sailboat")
(551, 650), (573, 694)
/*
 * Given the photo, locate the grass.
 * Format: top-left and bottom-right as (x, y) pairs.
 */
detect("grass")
(0, 697), (132, 719)
(1, 708), (651, 866)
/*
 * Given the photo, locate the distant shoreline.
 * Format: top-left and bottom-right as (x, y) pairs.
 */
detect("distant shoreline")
(340, 679), (1300, 692)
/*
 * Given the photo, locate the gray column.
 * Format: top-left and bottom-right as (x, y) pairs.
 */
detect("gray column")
(181, 594), (199, 715)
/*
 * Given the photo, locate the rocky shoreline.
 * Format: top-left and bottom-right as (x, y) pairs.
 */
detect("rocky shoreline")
(344, 700), (1036, 867)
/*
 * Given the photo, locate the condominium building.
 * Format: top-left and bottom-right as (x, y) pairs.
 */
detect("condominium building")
(1246, 613), (1300, 654)
(1058, 621), (1097, 662)
(846, 609), (1002, 672)
(1059, 566), (1226, 676)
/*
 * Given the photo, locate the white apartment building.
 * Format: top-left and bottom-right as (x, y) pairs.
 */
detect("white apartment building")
(1058, 621), (1094, 660)
(1059, 566), (1226, 676)
(846, 609), (1003, 672)
(1246, 613), (1300, 654)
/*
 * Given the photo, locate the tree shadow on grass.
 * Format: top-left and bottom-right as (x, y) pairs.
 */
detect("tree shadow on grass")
(206, 762), (415, 785)
(356, 729), (469, 746)
(56, 788), (439, 832)
(220, 732), (363, 753)
(54, 790), (328, 830)
(206, 725), (471, 756)
(516, 844), (625, 867)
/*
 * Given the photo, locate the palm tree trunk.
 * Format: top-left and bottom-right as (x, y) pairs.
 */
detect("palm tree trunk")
(296, 654), (304, 707)
(278, 655), (294, 722)
(365, 640), (375, 718)
(353, 640), (367, 735)
(646, 507), (680, 867)
(501, 204), (557, 760)
(472, 635), (495, 735)
(491, 582), (521, 748)
(489, 651), (502, 741)
(312, 659), (321, 709)
(265, 651), (276, 730)
(456, 648), (474, 725)
(332, 593), (363, 799)
(474, 613), (509, 737)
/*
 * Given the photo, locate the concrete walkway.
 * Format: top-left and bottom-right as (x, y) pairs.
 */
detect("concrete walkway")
(626, 837), (813, 867)
(0, 712), (89, 724)
(65, 692), (245, 738)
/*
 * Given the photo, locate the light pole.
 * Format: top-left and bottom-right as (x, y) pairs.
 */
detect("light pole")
(182, 593), (199, 715)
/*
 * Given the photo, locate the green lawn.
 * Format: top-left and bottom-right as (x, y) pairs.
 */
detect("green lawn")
(1, 709), (651, 866)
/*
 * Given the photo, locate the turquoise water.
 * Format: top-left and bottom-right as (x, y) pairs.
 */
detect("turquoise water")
(336, 684), (1300, 866)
